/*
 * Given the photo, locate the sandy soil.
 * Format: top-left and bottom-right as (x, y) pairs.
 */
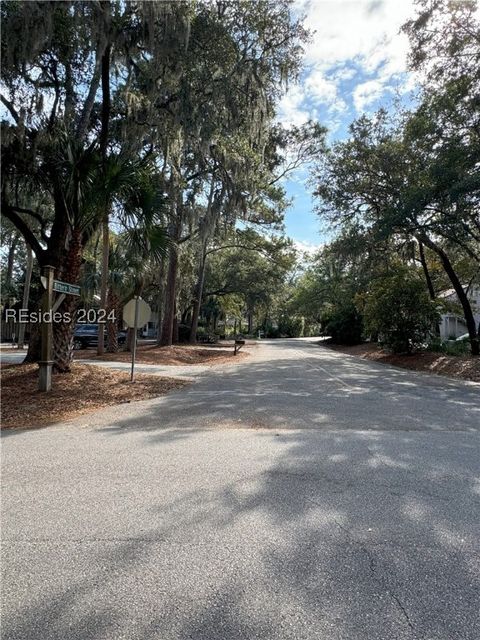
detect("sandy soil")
(74, 342), (251, 365)
(324, 342), (480, 383)
(1, 363), (189, 430)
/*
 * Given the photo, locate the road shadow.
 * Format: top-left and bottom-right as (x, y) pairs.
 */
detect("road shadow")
(2, 341), (479, 638)
(2, 427), (479, 639)
(91, 341), (480, 441)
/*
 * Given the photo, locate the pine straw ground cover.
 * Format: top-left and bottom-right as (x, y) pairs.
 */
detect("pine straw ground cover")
(1, 363), (189, 430)
(74, 343), (251, 365)
(325, 342), (480, 383)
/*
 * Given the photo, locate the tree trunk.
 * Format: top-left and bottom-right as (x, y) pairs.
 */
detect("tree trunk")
(97, 41), (111, 355)
(247, 311), (253, 334)
(156, 257), (167, 344)
(189, 177), (217, 343)
(420, 235), (479, 355)
(106, 289), (120, 352)
(173, 313), (179, 344)
(418, 242), (436, 299)
(5, 233), (19, 289)
(106, 320), (117, 353)
(17, 244), (33, 348)
(97, 214), (109, 355)
(52, 299), (77, 372)
(418, 241), (440, 336)
(189, 253), (206, 343)
(24, 316), (41, 362)
(52, 230), (83, 372)
(159, 244), (178, 346)
(126, 327), (135, 352)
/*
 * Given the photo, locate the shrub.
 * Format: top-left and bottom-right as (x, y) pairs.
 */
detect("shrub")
(277, 315), (305, 338)
(264, 324), (281, 338)
(303, 322), (322, 337)
(363, 271), (440, 354)
(427, 337), (470, 356)
(321, 304), (363, 345)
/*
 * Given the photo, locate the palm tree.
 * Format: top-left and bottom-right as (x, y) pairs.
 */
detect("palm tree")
(111, 223), (171, 352)
(96, 155), (147, 354)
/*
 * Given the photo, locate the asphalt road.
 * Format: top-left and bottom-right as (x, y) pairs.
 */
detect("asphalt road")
(2, 339), (479, 640)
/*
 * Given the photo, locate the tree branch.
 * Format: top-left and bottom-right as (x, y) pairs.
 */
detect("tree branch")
(76, 39), (107, 140)
(2, 200), (46, 262)
(10, 205), (49, 244)
(0, 94), (20, 124)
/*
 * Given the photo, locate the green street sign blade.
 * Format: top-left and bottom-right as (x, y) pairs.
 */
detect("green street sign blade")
(53, 280), (81, 296)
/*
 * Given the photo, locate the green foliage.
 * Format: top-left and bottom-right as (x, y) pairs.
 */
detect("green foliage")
(204, 229), (296, 325)
(321, 304), (363, 345)
(362, 271), (440, 353)
(1, 0), (316, 357)
(427, 337), (470, 357)
(311, 0), (480, 355)
(277, 315), (304, 338)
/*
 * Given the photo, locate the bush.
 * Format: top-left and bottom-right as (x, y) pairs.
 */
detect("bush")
(427, 337), (470, 356)
(303, 322), (322, 337)
(277, 315), (305, 338)
(264, 324), (281, 339)
(363, 271), (440, 354)
(321, 304), (363, 345)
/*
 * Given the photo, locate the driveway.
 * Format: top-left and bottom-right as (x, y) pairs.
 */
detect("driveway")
(2, 339), (479, 639)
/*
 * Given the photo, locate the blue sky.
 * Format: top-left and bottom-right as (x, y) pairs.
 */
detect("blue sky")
(279, 0), (417, 255)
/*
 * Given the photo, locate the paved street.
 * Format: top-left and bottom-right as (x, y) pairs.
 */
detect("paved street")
(2, 339), (479, 639)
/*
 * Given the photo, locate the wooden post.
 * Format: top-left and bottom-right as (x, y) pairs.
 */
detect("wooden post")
(39, 265), (54, 392)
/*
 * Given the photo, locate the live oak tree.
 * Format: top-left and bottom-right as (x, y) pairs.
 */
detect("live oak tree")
(202, 229), (297, 334)
(314, 109), (479, 354)
(362, 268), (440, 354)
(151, 1), (308, 346)
(186, 120), (324, 343)
(402, 0), (479, 87)
(0, 1), (177, 369)
(2, 0), (315, 366)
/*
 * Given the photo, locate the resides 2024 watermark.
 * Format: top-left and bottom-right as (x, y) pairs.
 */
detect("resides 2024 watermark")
(4, 309), (116, 324)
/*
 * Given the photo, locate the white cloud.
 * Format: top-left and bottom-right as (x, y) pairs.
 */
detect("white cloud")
(305, 70), (337, 102)
(353, 79), (385, 111)
(277, 85), (311, 127)
(277, 0), (416, 125)
(294, 240), (322, 256)
(300, 0), (413, 72)
(331, 66), (357, 82)
(277, 68), (347, 125)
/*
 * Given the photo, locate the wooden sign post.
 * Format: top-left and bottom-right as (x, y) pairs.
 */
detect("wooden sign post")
(123, 297), (151, 383)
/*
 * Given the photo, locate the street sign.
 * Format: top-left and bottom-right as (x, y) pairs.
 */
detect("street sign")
(123, 297), (151, 328)
(53, 280), (81, 296)
(41, 276), (80, 296)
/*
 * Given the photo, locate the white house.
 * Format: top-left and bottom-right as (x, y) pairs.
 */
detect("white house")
(438, 286), (480, 339)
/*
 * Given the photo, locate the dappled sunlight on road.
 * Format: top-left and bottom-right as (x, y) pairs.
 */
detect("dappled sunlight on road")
(49, 338), (478, 439)
(2, 340), (479, 639)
